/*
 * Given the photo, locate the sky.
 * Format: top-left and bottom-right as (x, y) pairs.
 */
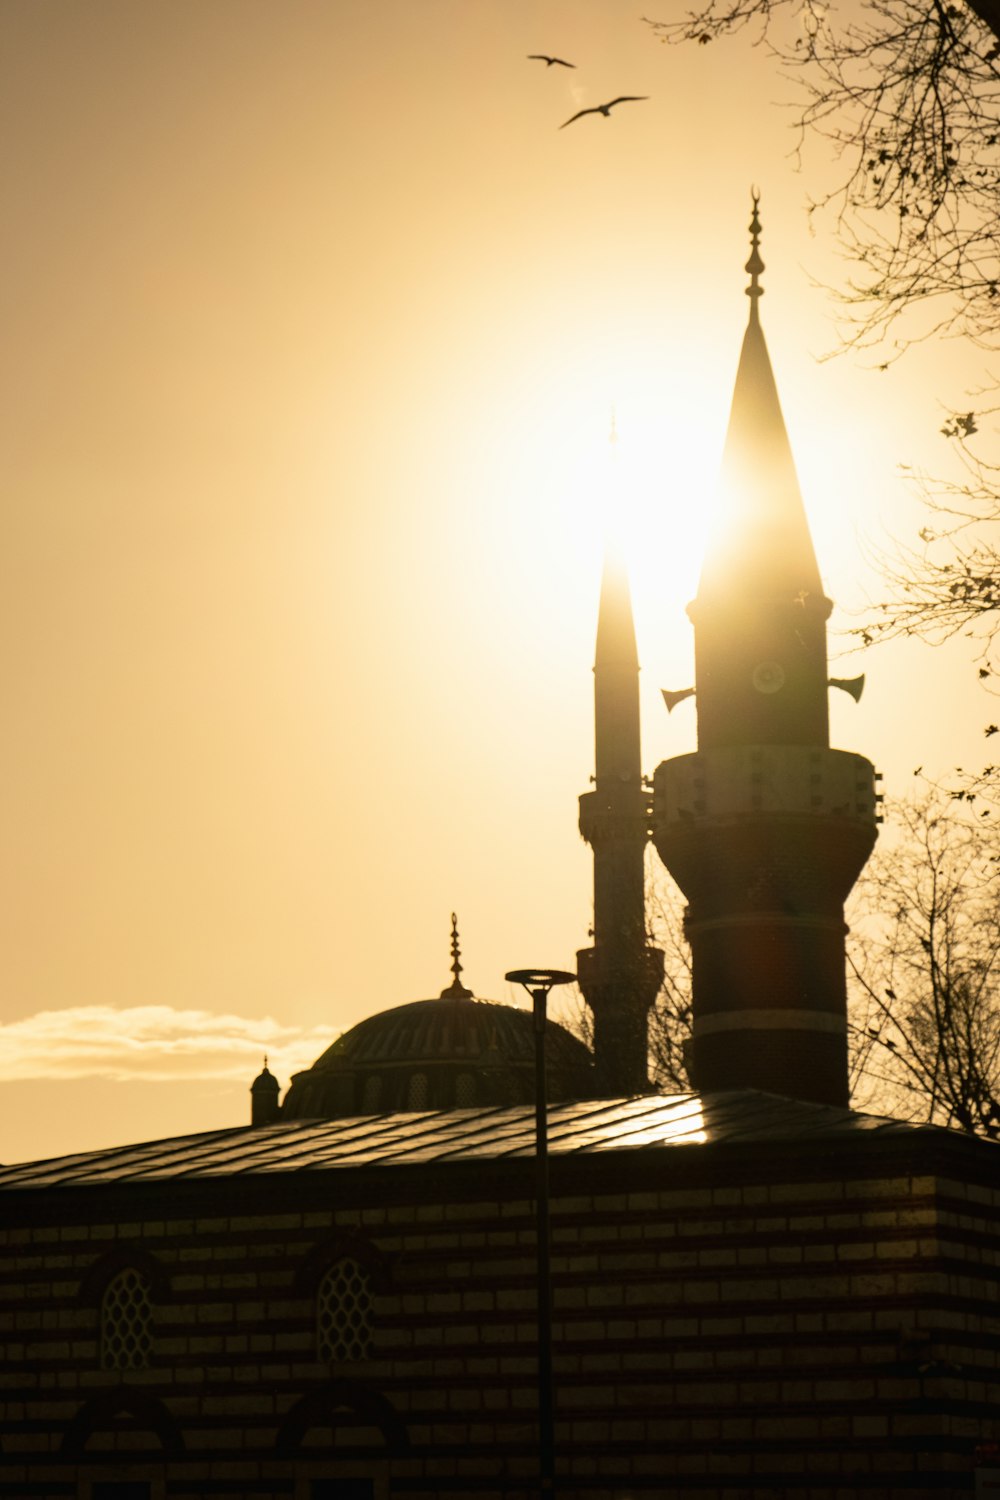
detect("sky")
(1, 0), (992, 1163)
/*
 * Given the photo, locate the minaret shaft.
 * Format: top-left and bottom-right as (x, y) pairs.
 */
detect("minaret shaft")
(578, 554), (663, 1096)
(651, 198), (877, 1107)
(691, 595), (831, 749)
(591, 662), (645, 955)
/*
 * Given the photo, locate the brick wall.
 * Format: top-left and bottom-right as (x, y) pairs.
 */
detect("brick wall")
(1, 1141), (998, 1498)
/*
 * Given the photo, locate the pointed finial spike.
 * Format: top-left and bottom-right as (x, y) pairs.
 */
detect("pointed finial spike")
(450, 912), (462, 981)
(745, 187), (764, 316)
(440, 912), (473, 998)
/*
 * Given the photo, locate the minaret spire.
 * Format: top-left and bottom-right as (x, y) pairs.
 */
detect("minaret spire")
(650, 196), (878, 1107)
(745, 187), (764, 320)
(695, 192), (828, 749)
(577, 423), (663, 1096)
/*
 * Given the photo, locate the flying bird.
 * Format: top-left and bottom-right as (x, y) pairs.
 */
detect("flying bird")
(559, 96), (648, 129)
(527, 54), (575, 68)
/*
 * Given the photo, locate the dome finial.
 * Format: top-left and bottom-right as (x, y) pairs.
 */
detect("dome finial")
(745, 187), (764, 320)
(440, 912), (473, 999)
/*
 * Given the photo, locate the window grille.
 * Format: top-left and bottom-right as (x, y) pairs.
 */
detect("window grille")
(317, 1258), (373, 1362)
(100, 1267), (152, 1371)
(406, 1072), (428, 1109)
(455, 1071), (476, 1106)
(362, 1074), (382, 1112)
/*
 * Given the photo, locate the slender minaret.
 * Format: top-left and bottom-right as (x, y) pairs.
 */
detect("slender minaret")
(651, 196), (878, 1107)
(577, 513), (664, 1095)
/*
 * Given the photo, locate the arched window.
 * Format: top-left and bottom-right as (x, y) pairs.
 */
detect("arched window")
(362, 1075), (382, 1112)
(100, 1267), (152, 1372)
(406, 1072), (428, 1109)
(455, 1071), (476, 1106)
(317, 1259), (373, 1363)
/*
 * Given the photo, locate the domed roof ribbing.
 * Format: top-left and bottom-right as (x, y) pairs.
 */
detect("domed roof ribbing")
(281, 917), (594, 1119)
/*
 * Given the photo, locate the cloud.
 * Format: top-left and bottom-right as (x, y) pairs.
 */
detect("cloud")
(0, 1005), (339, 1084)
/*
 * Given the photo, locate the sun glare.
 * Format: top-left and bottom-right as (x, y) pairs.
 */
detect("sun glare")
(611, 401), (715, 616)
(490, 345), (723, 653)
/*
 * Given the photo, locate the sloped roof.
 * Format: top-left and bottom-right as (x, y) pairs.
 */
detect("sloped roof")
(0, 1089), (933, 1191)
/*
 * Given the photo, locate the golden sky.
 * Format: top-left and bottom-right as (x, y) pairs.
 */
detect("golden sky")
(0, 0), (989, 1162)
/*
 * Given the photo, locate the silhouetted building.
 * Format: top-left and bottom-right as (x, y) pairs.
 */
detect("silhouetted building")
(251, 1060), (282, 1127)
(1, 203), (997, 1500)
(652, 196), (878, 1106)
(282, 918), (593, 1119)
(576, 547), (663, 1096)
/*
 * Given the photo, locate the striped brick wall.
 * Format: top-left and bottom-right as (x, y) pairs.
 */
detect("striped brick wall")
(1, 1148), (999, 1498)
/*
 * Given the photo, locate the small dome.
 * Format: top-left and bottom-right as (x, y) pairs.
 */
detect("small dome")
(250, 1057), (281, 1127)
(251, 1061), (279, 1096)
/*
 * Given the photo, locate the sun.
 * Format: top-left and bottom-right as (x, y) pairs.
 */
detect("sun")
(498, 353), (725, 597)
(443, 309), (738, 699)
(607, 396), (717, 615)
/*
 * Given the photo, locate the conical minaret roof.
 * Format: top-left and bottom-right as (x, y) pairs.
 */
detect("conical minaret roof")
(594, 543), (639, 674)
(696, 194), (825, 608)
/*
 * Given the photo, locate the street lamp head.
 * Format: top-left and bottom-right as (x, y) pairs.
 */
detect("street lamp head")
(506, 969), (577, 995)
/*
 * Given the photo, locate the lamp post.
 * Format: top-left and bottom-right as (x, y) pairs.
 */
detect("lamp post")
(506, 967), (576, 1500)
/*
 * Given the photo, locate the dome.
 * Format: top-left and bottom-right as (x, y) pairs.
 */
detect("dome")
(282, 993), (594, 1118)
(250, 1060), (279, 1097)
(281, 918), (594, 1119)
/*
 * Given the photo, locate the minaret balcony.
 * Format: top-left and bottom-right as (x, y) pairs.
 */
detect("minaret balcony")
(651, 744), (878, 910)
(579, 785), (653, 845)
(654, 744), (876, 822)
(576, 943), (665, 998)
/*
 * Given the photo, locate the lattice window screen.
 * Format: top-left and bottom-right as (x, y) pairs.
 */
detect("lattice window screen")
(455, 1071), (476, 1106)
(406, 1072), (428, 1109)
(100, 1267), (152, 1371)
(317, 1258), (374, 1362)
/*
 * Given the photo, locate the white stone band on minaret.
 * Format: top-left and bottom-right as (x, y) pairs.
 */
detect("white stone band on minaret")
(692, 1009), (847, 1037)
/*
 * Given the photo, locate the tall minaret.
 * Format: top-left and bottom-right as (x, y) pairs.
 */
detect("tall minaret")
(577, 488), (664, 1095)
(651, 197), (878, 1107)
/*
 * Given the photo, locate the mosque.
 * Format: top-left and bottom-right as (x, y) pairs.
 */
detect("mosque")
(0, 205), (997, 1500)
(254, 195), (874, 1130)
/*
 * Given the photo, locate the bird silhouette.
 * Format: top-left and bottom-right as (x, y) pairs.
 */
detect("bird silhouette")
(528, 54), (575, 68)
(559, 96), (648, 128)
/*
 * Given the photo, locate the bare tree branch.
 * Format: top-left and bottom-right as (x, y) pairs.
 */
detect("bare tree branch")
(646, 0), (1000, 349)
(853, 407), (1000, 711)
(644, 861), (693, 1091)
(846, 780), (1000, 1136)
